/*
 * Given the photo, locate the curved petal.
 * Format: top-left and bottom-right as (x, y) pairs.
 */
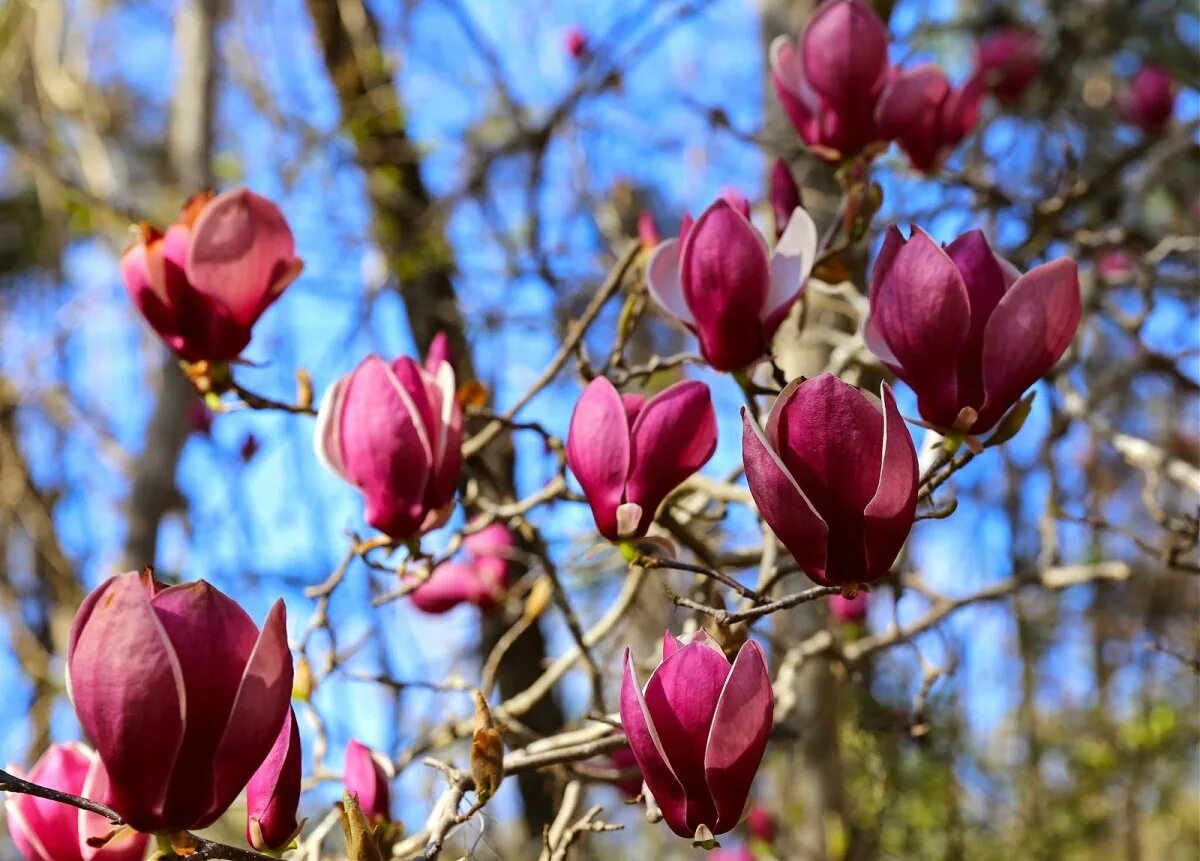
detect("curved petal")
(69, 573), (186, 832)
(184, 189), (298, 326)
(17, 745), (91, 861)
(763, 206), (819, 337)
(79, 753), (150, 861)
(245, 708), (303, 852)
(566, 377), (632, 540)
(870, 227), (971, 429)
(704, 641), (773, 833)
(874, 64), (949, 172)
(862, 384), (919, 581)
(680, 200), (771, 371)
(645, 238), (694, 327)
(802, 0), (889, 109)
(946, 230), (1007, 410)
(206, 599), (293, 828)
(619, 650), (689, 837)
(312, 372), (352, 482)
(408, 561), (480, 614)
(625, 380), (717, 536)
(641, 642), (732, 833)
(978, 258), (1081, 433)
(150, 581), (262, 827)
(741, 406), (829, 582)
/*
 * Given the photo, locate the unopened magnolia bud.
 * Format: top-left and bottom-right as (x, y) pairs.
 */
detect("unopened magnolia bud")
(470, 691), (504, 803)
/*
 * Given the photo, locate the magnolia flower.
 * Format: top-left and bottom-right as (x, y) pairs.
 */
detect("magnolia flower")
(646, 196), (818, 371)
(120, 189), (302, 362)
(620, 630), (773, 842)
(876, 65), (983, 172)
(975, 28), (1040, 103)
(409, 523), (517, 613)
(1123, 64), (1177, 133)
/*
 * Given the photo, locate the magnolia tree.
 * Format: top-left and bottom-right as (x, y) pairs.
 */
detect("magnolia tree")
(0, 0), (1196, 859)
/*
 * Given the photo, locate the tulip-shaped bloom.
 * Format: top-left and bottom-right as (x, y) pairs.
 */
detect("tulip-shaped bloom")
(567, 377), (717, 540)
(314, 334), (464, 541)
(344, 740), (391, 823)
(646, 197), (818, 371)
(975, 28), (1040, 104)
(1123, 65), (1177, 133)
(876, 65), (983, 172)
(620, 631), (772, 841)
(245, 708), (304, 853)
(5, 744), (149, 861)
(830, 592), (868, 624)
(770, 0), (892, 161)
(67, 571), (293, 834)
(770, 160), (803, 241)
(409, 523), (517, 613)
(865, 226), (1081, 434)
(743, 374), (918, 588)
(120, 190), (303, 362)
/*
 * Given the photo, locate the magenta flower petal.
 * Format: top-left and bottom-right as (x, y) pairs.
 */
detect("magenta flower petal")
(345, 740), (392, 822)
(208, 599), (293, 826)
(680, 201), (771, 371)
(68, 573), (185, 832)
(185, 189), (300, 326)
(870, 227), (971, 428)
(704, 641), (773, 833)
(409, 561), (480, 614)
(946, 230), (1008, 408)
(246, 708), (303, 852)
(978, 258), (1081, 431)
(770, 159), (802, 240)
(619, 649), (689, 836)
(875, 64), (950, 172)
(862, 383), (919, 577)
(625, 380), (717, 535)
(566, 377), (632, 540)
(769, 37), (821, 144)
(741, 405), (829, 578)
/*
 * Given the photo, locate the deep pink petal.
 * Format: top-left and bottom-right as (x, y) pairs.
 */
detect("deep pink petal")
(79, 755), (150, 861)
(770, 159), (802, 240)
(802, 0), (889, 109)
(184, 189), (299, 326)
(870, 227), (971, 429)
(862, 384), (919, 581)
(245, 707), (302, 852)
(619, 649), (690, 837)
(344, 740), (391, 822)
(566, 377), (632, 540)
(680, 200), (771, 371)
(409, 561), (481, 613)
(68, 573), (185, 832)
(946, 230), (1008, 411)
(875, 64), (949, 172)
(625, 380), (717, 536)
(704, 641), (773, 833)
(11, 745), (91, 861)
(978, 258), (1081, 433)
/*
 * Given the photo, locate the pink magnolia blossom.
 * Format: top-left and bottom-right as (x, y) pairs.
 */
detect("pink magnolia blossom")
(4, 744), (149, 861)
(864, 227), (1081, 434)
(646, 196), (817, 371)
(975, 28), (1040, 104)
(742, 374), (918, 588)
(567, 377), (717, 540)
(245, 708), (303, 852)
(620, 631), (773, 841)
(1123, 64), (1177, 133)
(876, 65), (983, 172)
(344, 740), (391, 823)
(120, 189), (303, 362)
(67, 571), (292, 833)
(409, 523), (518, 614)
(770, 0), (892, 161)
(314, 333), (464, 541)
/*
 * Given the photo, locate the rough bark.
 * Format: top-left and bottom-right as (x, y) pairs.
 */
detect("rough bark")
(304, 0), (564, 835)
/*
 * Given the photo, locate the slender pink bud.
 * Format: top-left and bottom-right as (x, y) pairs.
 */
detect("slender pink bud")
(975, 28), (1040, 103)
(314, 337), (464, 541)
(875, 65), (983, 172)
(120, 189), (303, 362)
(344, 740), (391, 823)
(742, 375), (918, 588)
(830, 592), (868, 623)
(246, 708), (304, 852)
(67, 571), (293, 833)
(4, 744), (149, 861)
(770, 160), (802, 240)
(646, 197), (818, 371)
(1123, 64), (1177, 133)
(769, 0), (892, 160)
(620, 631), (773, 841)
(864, 226), (1081, 434)
(567, 377), (717, 540)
